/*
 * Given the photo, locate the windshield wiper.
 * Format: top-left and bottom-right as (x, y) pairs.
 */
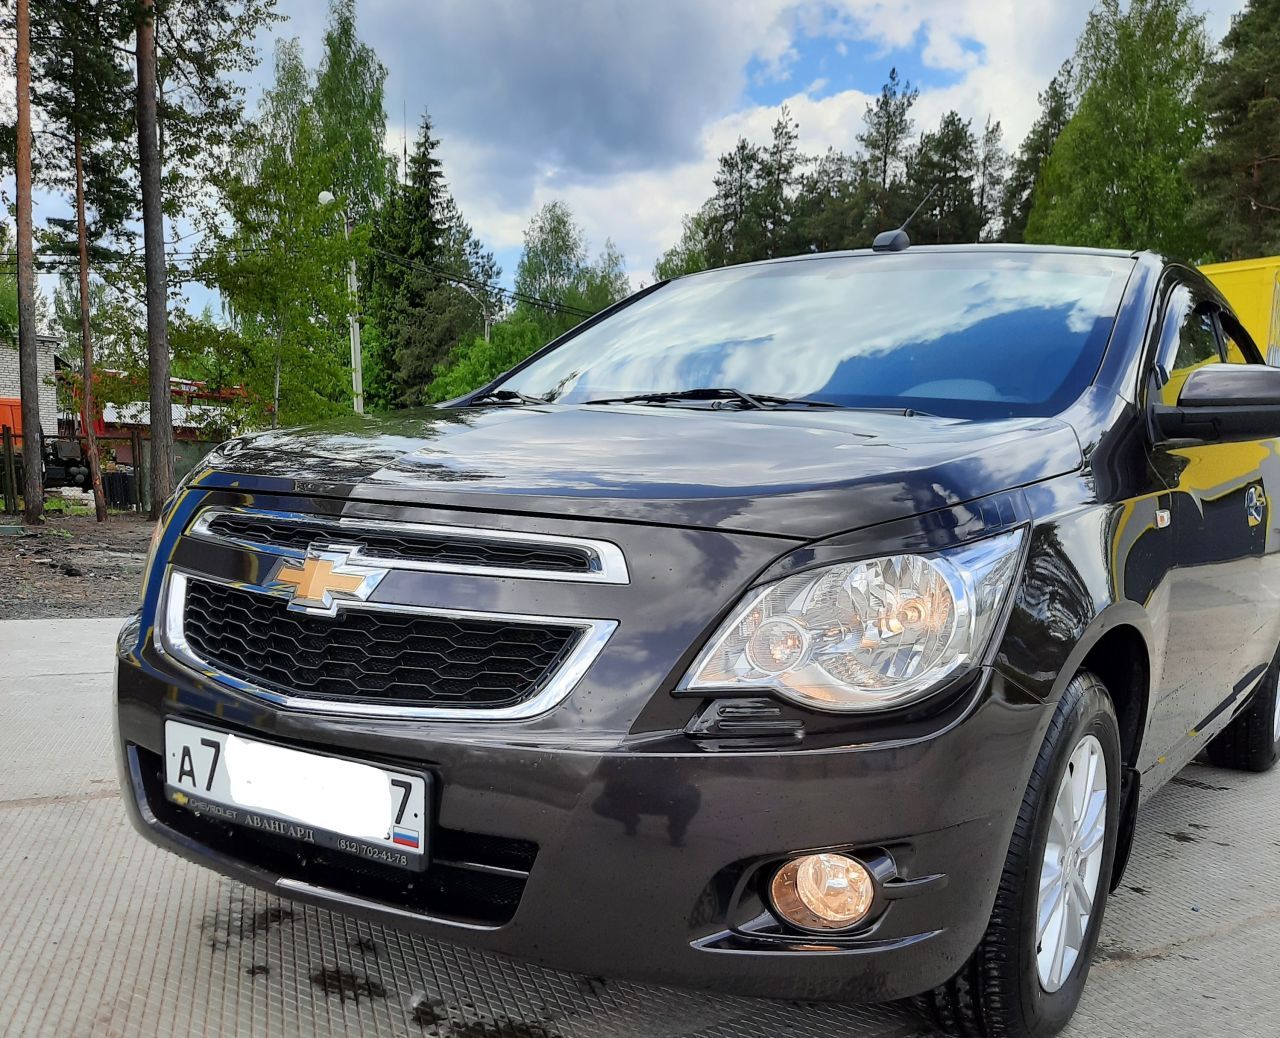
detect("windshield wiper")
(583, 387), (845, 410)
(468, 389), (547, 406)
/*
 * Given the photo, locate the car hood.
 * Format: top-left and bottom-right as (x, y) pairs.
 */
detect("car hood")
(196, 404), (1082, 539)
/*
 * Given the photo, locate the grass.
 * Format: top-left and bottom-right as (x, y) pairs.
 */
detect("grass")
(40, 497), (93, 517)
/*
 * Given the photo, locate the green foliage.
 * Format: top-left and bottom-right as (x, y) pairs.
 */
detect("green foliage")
(168, 309), (260, 431)
(424, 314), (546, 402)
(975, 117), (1008, 240)
(1026, 0), (1210, 257)
(0, 227), (16, 346)
(858, 68), (918, 220)
(426, 201), (628, 399)
(1189, 0), (1280, 260)
(653, 208), (713, 280)
(905, 111), (983, 244)
(362, 113), (500, 409)
(154, 0), (283, 227)
(204, 31), (377, 425)
(658, 80), (998, 270)
(1001, 62), (1073, 242)
(699, 109), (804, 266)
(31, 0), (136, 263)
(313, 0), (394, 220)
(514, 201), (629, 341)
(50, 272), (149, 414)
(789, 149), (878, 253)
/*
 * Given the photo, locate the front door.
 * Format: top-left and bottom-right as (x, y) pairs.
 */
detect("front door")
(1148, 284), (1280, 769)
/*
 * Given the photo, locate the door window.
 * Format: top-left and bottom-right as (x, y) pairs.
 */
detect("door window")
(1222, 327), (1251, 366)
(1158, 287), (1221, 405)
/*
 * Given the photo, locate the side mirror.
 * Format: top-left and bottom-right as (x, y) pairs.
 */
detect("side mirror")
(1154, 363), (1280, 443)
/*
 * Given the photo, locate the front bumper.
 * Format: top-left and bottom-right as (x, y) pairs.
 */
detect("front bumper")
(115, 618), (1052, 1004)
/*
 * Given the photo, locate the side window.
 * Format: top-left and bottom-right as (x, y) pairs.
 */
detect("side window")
(1271, 275), (1280, 363)
(1158, 287), (1221, 405)
(1221, 325), (1251, 366)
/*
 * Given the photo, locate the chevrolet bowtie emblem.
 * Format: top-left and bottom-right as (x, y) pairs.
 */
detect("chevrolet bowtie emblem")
(269, 548), (387, 616)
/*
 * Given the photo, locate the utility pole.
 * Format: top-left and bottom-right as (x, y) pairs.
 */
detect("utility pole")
(319, 191), (364, 414)
(136, 0), (174, 517)
(345, 213), (364, 414)
(14, 0), (43, 525)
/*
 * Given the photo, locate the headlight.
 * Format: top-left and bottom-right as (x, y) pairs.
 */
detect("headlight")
(682, 528), (1025, 712)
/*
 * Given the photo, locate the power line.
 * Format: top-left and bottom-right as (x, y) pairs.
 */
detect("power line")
(370, 247), (593, 319)
(4, 243), (597, 320)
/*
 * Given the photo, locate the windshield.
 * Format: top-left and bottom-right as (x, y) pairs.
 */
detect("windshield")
(497, 251), (1134, 419)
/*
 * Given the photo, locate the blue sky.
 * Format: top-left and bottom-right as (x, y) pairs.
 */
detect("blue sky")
(9, 0), (1251, 318)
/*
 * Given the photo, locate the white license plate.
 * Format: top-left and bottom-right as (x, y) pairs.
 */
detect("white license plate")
(164, 719), (429, 871)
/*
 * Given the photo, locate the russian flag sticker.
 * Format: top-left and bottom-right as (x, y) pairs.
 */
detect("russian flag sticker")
(392, 827), (420, 849)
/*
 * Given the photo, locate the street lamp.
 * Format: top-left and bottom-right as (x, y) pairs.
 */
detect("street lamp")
(319, 190), (364, 415)
(455, 279), (494, 343)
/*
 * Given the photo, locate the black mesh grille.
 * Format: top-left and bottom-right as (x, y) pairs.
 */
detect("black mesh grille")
(203, 512), (596, 574)
(182, 579), (582, 708)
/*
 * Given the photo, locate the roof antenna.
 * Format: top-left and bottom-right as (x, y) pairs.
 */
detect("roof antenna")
(872, 184), (938, 252)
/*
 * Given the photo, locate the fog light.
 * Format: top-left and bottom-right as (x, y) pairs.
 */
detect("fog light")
(769, 853), (874, 931)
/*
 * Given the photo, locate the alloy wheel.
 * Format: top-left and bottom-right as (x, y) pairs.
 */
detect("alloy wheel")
(1036, 733), (1108, 993)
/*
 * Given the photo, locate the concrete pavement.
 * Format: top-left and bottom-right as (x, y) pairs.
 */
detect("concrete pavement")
(0, 617), (1276, 1037)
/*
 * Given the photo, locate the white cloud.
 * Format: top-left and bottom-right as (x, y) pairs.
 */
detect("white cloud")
(436, 0), (1242, 285)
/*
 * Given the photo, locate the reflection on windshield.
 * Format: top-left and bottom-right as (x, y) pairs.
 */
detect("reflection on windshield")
(501, 252), (1133, 419)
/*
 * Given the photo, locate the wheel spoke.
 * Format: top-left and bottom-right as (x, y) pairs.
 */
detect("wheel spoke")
(1072, 873), (1094, 918)
(1077, 791), (1107, 857)
(1072, 742), (1098, 836)
(1054, 776), (1076, 843)
(1048, 905), (1069, 989)
(1038, 875), (1065, 942)
(1039, 858), (1062, 896)
(1067, 882), (1089, 954)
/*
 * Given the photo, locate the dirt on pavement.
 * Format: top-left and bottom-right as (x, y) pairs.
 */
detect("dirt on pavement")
(0, 510), (154, 619)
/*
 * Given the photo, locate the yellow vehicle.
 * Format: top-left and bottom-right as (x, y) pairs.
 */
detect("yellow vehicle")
(1201, 256), (1280, 362)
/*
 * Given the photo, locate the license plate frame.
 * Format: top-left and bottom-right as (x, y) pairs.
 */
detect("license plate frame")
(163, 719), (430, 872)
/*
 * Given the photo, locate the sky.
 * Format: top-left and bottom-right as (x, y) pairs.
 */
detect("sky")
(5, 0), (1252, 315)
(252, 0), (1246, 291)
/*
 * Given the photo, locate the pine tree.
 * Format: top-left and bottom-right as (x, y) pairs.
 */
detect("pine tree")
(906, 111), (982, 244)
(1189, 0), (1280, 259)
(706, 138), (766, 266)
(653, 207), (713, 280)
(758, 107), (802, 258)
(975, 117), (1009, 241)
(789, 149), (878, 253)
(857, 68), (918, 224)
(363, 114), (501, 409)
(1001, 62), (1073, 242)
(34, 0), (136, 521)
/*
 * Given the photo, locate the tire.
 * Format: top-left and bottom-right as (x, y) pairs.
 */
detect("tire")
(924, 671), (1121, 1038)
(1206, 660), (1280, 773)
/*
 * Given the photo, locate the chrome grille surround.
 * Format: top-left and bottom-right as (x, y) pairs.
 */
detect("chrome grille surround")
(189, 507), (629, 584)
(157, 567), (618, 721)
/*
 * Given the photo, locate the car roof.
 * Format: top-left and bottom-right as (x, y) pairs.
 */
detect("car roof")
(671, 243), (1147, 281)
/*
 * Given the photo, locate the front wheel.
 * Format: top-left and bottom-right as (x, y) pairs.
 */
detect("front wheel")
(925, 671), (1121, 1038)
